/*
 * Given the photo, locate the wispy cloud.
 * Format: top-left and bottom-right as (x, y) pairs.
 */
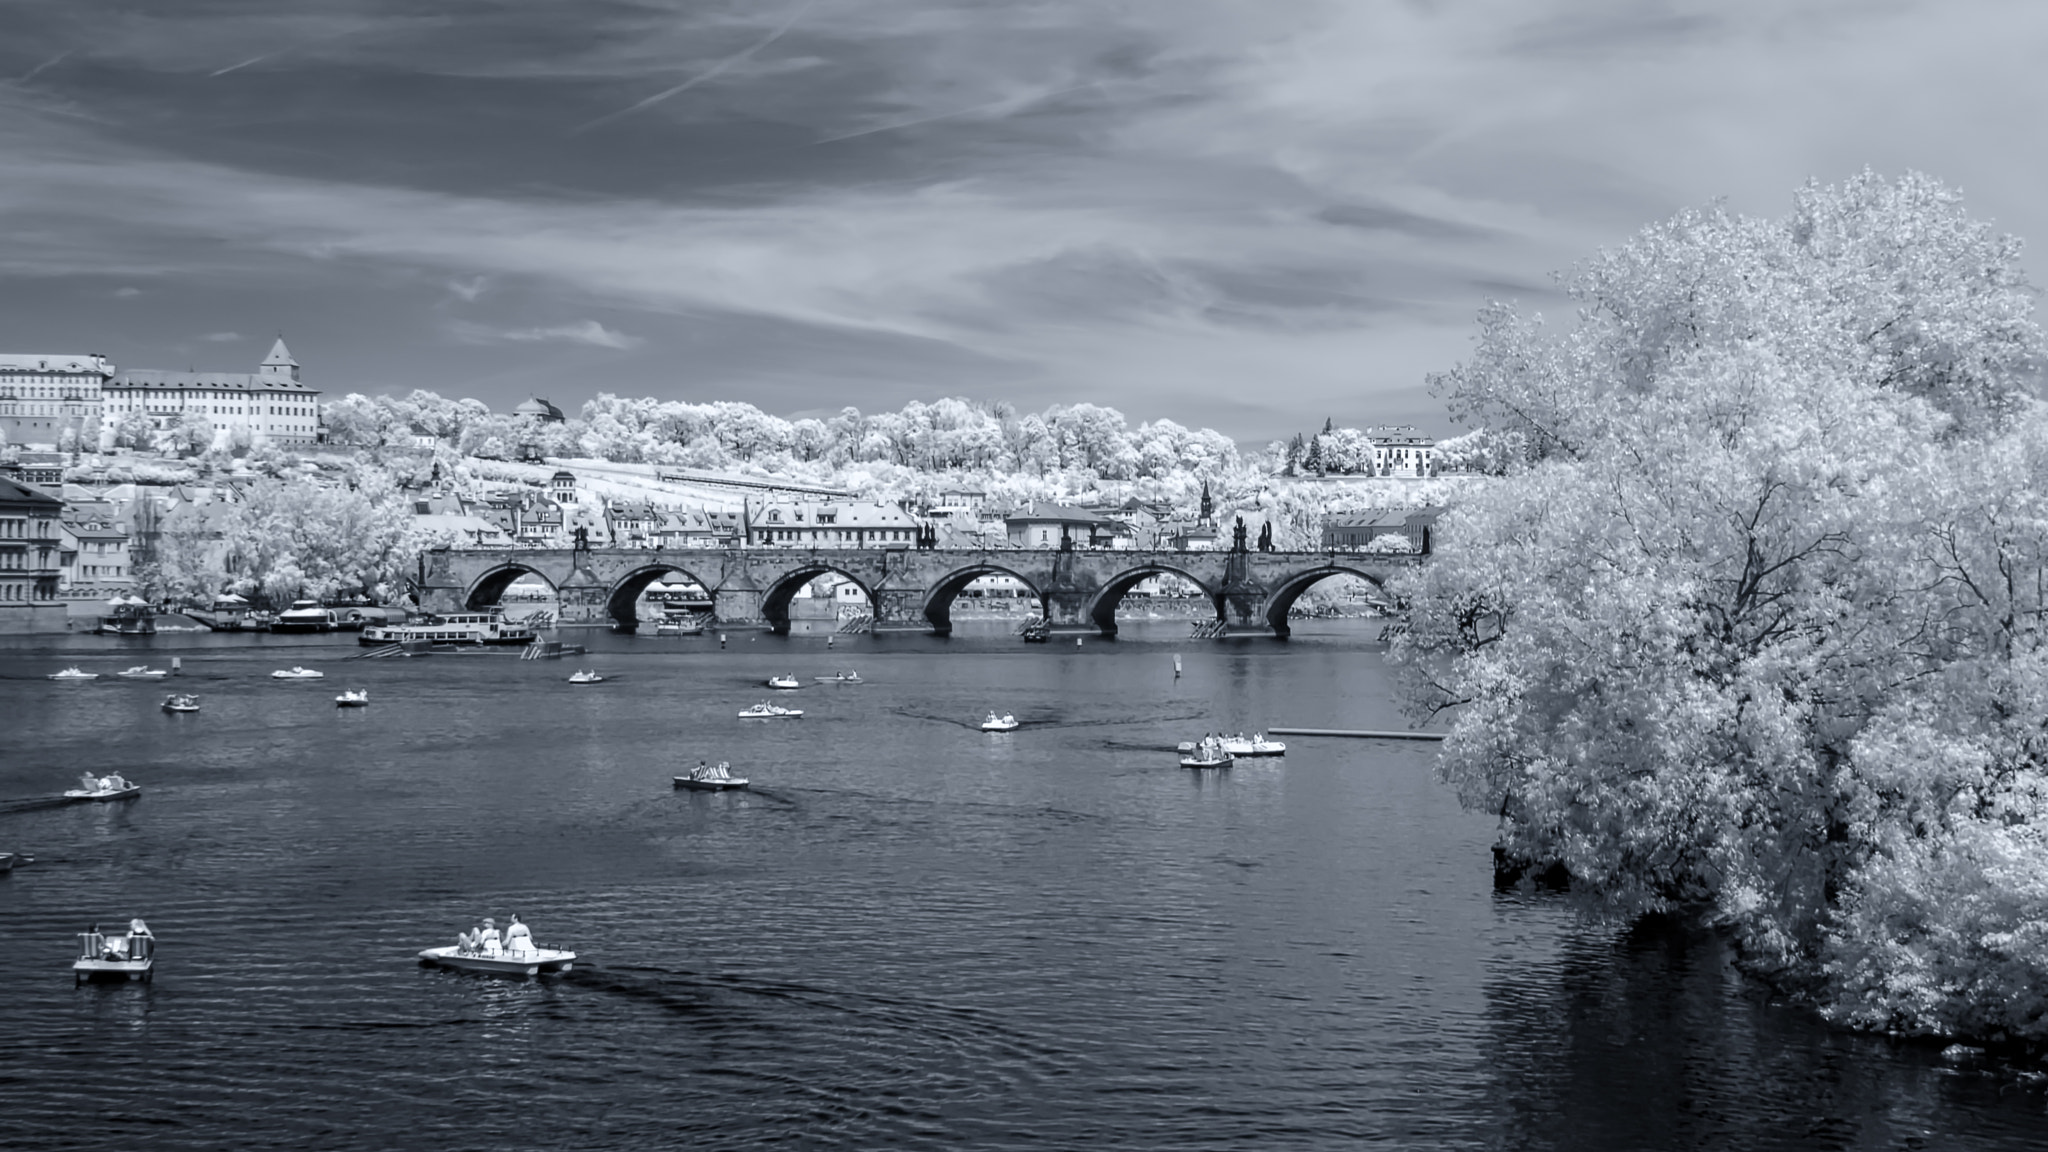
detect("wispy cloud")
(198, 331), (243, 342)
(449, 320), (642, 350)
(17, 51), (71, 84)
(446, 275), (488, 302)
(112, 287), (142, 298)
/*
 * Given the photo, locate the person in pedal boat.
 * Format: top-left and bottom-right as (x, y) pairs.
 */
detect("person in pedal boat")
(503, 914), (533, 957)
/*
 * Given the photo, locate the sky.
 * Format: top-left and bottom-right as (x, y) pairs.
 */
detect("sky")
(1, 0), (2045, 445)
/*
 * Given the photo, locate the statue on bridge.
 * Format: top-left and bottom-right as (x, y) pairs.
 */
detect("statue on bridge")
(1257, 521), (1273, 552)
(1232, 516), (1248, 552)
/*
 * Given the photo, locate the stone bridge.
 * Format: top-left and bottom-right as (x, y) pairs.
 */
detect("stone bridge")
(416, 546), (1422, 638)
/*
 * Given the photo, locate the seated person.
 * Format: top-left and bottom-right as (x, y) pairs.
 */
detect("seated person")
(477, 918), (501, 956)
(79, 772), (101, 793)
(503, 915), (533, 956)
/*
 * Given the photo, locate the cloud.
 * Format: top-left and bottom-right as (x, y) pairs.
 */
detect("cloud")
(448, 319), (642, 350)
(112, 287), (142, 298)
(198, 331), (243, 342)
(446, 276), (488, 302)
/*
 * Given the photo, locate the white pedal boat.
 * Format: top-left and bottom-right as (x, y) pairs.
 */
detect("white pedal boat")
(766, 674), (801, 689)
(66, 776), (142, 802)
(115, 665), (168, 680)
(675, 762), (749, 790)
(737, 702), (802, 718)
(815, 672), (863, 684)
(335, 690), (370, 707)
(162, 694), (201, 713)
(981, 712), (1019, 732)
(48, 667), (98, 682)
(1220, 734), (1287, 757)
(418, 944), (576, 977)
(76, 920), (155, 983)
(271, 666), (324, 680)
(567, 669), (605, 684)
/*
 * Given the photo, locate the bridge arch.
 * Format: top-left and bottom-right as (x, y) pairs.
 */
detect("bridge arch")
(606, 562), (717, 631)
(759, 564), (876, 636)
(1259, 564), (1393, 639)
(1084, 564), (1220, 638)
(921, 563), (1047, 636)
(465, 563), (557, 611)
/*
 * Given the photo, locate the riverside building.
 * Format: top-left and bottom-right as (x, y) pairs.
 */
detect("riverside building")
(0, 476), (66, 633)
(102, 338), (323, 449)
(0, 353), (116, 448)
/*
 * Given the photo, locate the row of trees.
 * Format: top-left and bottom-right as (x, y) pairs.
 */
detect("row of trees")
(1391, 171), (2048, 1042)
(324, 393), (1244, 484)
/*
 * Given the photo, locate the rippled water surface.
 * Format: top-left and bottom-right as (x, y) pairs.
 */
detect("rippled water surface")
(3, 622), (2045, 1150)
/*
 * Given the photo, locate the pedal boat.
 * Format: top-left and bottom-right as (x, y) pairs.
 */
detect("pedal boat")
(737, 702), (802, 718)
(1220, 734), (1287, 757)
(75, 921), (155, 982)
(162, 694), (200, 713)
(48, 667), (98, 682)
(335, 690), (370, 707)
(675, 762), (749, 790)
(981, 712), (1019, 732)
(270, 666), (325, 680)
(116, 666), (168, 680)
(418, 944), (576, 977)
(66, 780), (142, 802)
(766, 674), (802, 689)
(568, 669), (606, 684)
(814, 672), (864, 684)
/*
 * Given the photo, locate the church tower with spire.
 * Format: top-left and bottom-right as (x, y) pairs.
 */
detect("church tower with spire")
(259, 336), (300, 384)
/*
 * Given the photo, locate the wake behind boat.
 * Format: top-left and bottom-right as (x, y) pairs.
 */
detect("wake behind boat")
(738, 702), (802, 719)
(675, 761), (748, 790)
(115, 666), (167, 680)
(271, 666), (324, 680)
(65, 773), (141, 801)
(47, 667), (97, 682)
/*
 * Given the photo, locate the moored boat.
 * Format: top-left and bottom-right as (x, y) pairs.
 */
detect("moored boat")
(737, 702), (802, 719)
(335, 690), (370, 707)
(162, 693), (200, 713)
(981, 712), (1019, 732)
(675, 761), (749, 790)
(361, 608), (537, 647)
(48, 667), (98, 682)
(115, 665), (168, 680)
(75, 919), (155, 983)
(766, 674), (801, 689)
(270, 666), (325, 680)
(1219, 733), (1287, 757)
(272, 599), (338, 633)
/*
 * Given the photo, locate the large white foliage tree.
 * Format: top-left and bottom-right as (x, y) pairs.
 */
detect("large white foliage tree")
(1390, 171), (2048, 1040)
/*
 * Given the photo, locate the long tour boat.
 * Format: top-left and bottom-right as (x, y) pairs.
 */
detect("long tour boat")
(361, 609), (538, 647)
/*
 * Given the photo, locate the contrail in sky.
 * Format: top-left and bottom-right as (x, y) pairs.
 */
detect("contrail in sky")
(210, 53), (277, 78)
(17, 51), (71, 84)
(574, 0), (814, 135)
(808, 81), (1108, 146)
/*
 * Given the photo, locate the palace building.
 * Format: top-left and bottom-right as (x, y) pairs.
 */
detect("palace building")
(0, 353), (116, 448)
(103, 338), (323, 449)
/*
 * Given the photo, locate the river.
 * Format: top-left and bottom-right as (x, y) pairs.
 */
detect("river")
(2, 621), (2043, 1150)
